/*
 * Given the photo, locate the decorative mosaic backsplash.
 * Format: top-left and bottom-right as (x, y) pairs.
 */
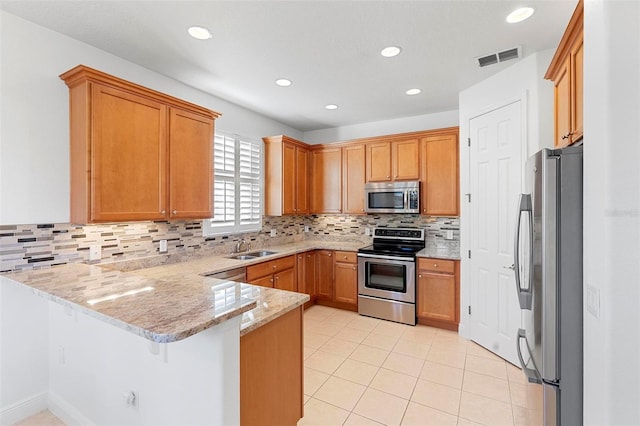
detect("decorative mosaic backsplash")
(0, 215), (458, 272)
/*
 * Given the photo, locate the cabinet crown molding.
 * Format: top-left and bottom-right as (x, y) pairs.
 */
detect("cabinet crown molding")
(544, 0), (583, 80)
(60, 64), (221, 120)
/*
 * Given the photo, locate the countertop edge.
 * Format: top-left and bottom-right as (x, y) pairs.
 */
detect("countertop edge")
(240, 292), (309, 337)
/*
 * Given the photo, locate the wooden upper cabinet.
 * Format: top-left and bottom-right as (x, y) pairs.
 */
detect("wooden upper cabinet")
(310, 147), (342, 214)
(342, 143), (366, 214)
(366, 138), (419, 182)
(366, 141), (392, 182)
(392, 138), (420, 180)
(169, 108), (214, 219)
(263, 136), (309, 216)
(545, 0), (583, 147)
(60, 65), (219, 224)
(420, 132), (459, 216)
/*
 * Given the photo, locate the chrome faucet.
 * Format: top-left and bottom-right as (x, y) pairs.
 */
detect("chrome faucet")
(235, 239), (250, 253)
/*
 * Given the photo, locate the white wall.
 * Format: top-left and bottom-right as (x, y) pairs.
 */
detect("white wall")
(457, 50), (555, 338)
(0, 11), (302, 226)
(583, 1), (640, 424)
(0, 280), (49, 424)
(302, 109), (459, 144)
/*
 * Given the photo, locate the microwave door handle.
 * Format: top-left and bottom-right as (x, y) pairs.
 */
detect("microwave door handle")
(514, 194), (533, 310)
(403, 191), (408, 211)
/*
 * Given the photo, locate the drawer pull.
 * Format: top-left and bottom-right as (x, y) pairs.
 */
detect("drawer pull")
(272, 265), (277, 269)
(434, 264), (438, 267)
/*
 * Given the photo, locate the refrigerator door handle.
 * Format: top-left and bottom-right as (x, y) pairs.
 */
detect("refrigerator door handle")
(516, 328), (542, 384)
(514, 194), (533, 310)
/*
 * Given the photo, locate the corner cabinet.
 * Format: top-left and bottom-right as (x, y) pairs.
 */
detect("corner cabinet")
(420, 132), (459, 216)
(60, 65), (219, 224)
(545, 0), (583, 147)
(263, 136), (309, 216)
(417, 258), (460, 331)
(310, 148), (343, 213)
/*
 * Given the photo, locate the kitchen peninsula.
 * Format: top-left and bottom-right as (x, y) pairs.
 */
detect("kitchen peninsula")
(0, 251), (309, 425)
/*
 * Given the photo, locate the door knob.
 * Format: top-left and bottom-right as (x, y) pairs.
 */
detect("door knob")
(504, 264), (516, 271)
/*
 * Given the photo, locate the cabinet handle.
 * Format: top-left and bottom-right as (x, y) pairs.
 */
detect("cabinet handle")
(172, 210), (177, 215)
(299, 256), (302, 260)
(419, 274), (422, 278)
(270, 278), (274, 283)
(433, 264), (438, 268)
(273, 265), (277, 269)
(343, 256), (347, 259)
(275, 276), (279, 280)
(561, 132), (574, 140)
(352, 266), (356, 270)
(328, 253), (332, 257)
(161, 210), (166, 214)
(387, 175), (391, 179)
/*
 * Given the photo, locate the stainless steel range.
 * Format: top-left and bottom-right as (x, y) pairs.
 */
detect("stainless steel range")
(357, 227), (425, 326)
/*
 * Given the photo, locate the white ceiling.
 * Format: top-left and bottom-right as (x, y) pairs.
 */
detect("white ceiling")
(0, 0), (577, 132)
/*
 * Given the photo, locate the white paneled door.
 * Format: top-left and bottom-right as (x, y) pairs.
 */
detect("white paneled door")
(468, 101), (522, 365)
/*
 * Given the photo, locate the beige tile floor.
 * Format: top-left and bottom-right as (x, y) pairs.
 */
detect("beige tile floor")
(298, 305), (543, 426)
(16, 305), (543, 426)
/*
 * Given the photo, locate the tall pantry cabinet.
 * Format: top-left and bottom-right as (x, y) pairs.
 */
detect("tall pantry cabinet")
(60, 65), (220, 224)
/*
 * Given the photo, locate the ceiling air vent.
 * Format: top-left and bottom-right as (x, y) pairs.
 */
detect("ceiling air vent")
(477, 46), (521, 67)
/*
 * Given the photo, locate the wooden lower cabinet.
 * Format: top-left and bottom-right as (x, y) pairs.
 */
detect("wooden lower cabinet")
(297, 251), (316, 308)
(416, 258), (460, 331)
(246, 255), (296, 290)
(333, 251), (358, 307)
(240, 306), (303, 426)
(315, 250), (334, 300)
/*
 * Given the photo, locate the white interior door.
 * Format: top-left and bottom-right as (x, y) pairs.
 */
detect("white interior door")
(468, 101), (523, 365)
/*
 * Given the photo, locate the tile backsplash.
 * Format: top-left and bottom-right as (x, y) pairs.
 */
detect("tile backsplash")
(0, 215), (458, 272)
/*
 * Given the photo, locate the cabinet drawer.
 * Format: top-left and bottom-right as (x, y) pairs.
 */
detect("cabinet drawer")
(334, 251), (357, 263)
(247, 255), (296, 280)
(418, 258), (455, 274)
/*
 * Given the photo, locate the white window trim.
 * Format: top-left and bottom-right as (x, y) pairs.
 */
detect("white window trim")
(203, 131), (263, 237)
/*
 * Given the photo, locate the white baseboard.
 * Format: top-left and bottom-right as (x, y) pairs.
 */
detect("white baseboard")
(0, 391), (47, 425)
(48, 392), (95, 426)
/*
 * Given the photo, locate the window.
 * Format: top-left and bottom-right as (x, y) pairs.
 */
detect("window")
(203, 132), (262, 236)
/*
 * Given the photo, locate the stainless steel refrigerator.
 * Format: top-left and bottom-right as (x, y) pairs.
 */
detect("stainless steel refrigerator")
(514, 144), (583, 425)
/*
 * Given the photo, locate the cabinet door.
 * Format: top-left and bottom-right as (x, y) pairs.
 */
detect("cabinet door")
(274, 268), (297, 292)
(249, 274), (274, 288)
(169, 108), (214, 219)
(315, 250), (334, 300)
(343, 144), (366, 214)
(392, 139), (420, 181)
(282, 143), (297, 215)
(310, 148), (342, 213)
(571, 35), (583, 143)
(295, 147), (310, 214)
(417, 271), (456, 323)
(366, 142), (392, 182)
(297, 251), (316, 297)
(421, 134), (459, 216)
(334, 262), (358, 305)
(554, 58), (572, 148)
(91, 84), (168, 222)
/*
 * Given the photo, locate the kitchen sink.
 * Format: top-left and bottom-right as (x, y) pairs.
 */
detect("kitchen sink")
(228, 254), (258, 261)
(246, 250), (277, 257)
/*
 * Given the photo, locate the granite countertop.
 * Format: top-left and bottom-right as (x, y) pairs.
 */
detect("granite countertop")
(416, 245), (461, 260)
(0, 263), (259, 343)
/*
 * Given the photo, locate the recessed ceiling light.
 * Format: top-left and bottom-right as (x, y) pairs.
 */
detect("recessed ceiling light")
(325, 104), (339, 110)
(506, 7), (534, 23)
(406, 88), (422, 96)
(381, 46), (402, 58)
(188, 26), (212, 40)
(275, 78), (292, 87)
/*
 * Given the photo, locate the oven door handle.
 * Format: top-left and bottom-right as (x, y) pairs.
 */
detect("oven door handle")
(357, 253), (413, 262)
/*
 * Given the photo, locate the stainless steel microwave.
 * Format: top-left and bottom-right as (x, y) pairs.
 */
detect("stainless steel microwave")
(364, 181), (420, 214)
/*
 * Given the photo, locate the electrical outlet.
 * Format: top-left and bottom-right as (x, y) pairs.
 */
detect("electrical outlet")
(159, 239), (168, 253)
(365, 228), (371, 236)
(270, 229), (277, 237)
(89, 244), (101, 261)
(445, 230), (454, 240)
(304, 225), (310, 233)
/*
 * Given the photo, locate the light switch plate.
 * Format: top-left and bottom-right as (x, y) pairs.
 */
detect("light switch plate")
(159, 239), (168, 253)
(270, 229), (277, 237)
(304, 225), (309, 233)
(365, 228), (371, 236)
(445, 230), (454, 240)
